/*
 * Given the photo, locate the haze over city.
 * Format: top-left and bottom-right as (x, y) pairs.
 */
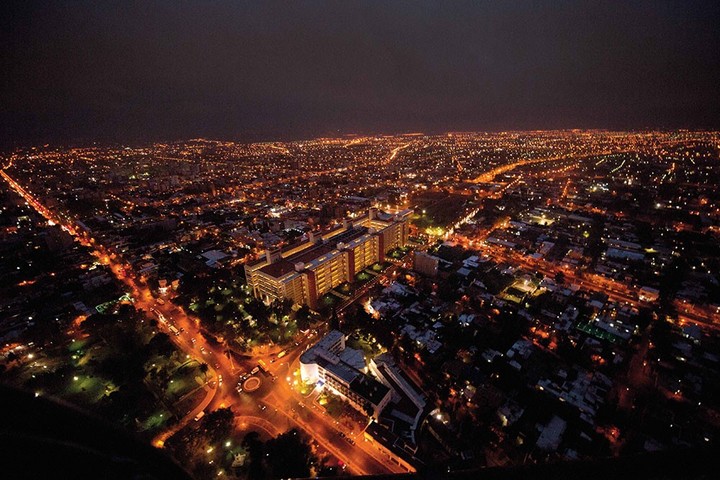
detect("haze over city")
(2, 3), (720, 480)
(2, 1), (720, 146)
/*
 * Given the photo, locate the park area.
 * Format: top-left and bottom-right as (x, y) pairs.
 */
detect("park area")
(6, 302), (208, 439)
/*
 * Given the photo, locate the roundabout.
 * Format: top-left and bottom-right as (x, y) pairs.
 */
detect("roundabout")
(242, 376), (261, 392)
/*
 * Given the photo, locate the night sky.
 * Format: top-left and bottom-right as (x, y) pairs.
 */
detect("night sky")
(2, 1), (719, 146)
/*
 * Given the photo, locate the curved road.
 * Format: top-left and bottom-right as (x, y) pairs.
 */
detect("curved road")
(1, 168), (404, 475)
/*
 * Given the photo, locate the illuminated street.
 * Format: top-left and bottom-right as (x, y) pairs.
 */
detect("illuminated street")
(2, 4), (719, 479)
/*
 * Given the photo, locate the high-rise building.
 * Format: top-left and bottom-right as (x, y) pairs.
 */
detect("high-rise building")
(245, 208), (410, 309)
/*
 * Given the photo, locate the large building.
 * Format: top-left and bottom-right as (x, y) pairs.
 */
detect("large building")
(300, 330), (393, 419)
(369, 353), (427, 442)
(245, 208), (410, 309)
(413, 251), (440, 277)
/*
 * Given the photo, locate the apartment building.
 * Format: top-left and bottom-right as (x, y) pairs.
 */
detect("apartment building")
(245, 208), (410, 309)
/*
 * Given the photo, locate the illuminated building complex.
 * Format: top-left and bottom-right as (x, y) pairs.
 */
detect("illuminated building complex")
(300, 330), (392, 419)
(245, 208), (410, 309)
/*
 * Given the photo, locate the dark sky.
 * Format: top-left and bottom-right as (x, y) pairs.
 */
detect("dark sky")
(2, 1), (719, 146)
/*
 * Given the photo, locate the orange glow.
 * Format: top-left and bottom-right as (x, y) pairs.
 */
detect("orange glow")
(72, 314), (88, 328)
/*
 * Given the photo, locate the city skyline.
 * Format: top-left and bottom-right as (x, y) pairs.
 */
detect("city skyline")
(2, 2), (720, 479)
(2, 131), (719, 479)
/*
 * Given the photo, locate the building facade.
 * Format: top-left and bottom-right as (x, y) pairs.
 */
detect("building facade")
(300, 330), (392, 419)
(245, 208), (410, 309)
(413, 251), (440, 277)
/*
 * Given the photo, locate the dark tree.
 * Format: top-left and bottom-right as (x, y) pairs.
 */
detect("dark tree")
(437, 273), (463, 302)
(202, 407), (234, 443)
(266, 429), (315, 479)
(242, 431), (266, 480)
(295, 305), (313, 330)
(99, 354), (146, 385)
(146, 332), (175, 357)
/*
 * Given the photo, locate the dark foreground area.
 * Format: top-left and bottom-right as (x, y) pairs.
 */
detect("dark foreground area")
(2, 384), (717, 480)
